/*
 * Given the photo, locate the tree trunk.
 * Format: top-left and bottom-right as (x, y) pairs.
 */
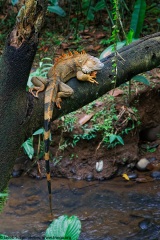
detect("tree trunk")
(0, 0), (47, 191)
(0, 0), (160, 191)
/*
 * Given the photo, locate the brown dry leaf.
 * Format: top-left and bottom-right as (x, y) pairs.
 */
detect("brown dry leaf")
(80, 29), (89, 34)
(78, 114), (94, 125)
(69, 36), (74, 40)
(109, 89), (124, 97)
(39, 46), (49, 52)
(82, 35), (91, 39)
(94, 45), (101, 51)
(95, 32), (106, 39)
(61, 42), (69, 49)
(86, 45), (94, 51)
(55, 48), (64, 56)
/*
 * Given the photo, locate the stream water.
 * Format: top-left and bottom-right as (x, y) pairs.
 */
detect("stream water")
(0, 176), (160, 239)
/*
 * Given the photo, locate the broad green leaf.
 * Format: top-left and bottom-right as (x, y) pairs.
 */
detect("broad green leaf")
(65, 216), (81, 239)
(94, 0), (105, 12)
(33, 128), (44, 135)
(130, 0), (146, 38)
(87, 7), (95, 21)
(116, 135), (124, 145)
(21, 137), (34, 159)
(132, 75), (150, 85)
(47, 6), (66, 17)
(11, 0), (19, 5)
(45, 215), (81, 240)
(109, 134), (117, 144)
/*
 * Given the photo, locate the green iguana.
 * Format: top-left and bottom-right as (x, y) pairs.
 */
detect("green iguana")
(29, 50), (104, 215)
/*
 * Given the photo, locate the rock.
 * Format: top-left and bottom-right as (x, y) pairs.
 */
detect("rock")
(139, 219), (151, 230)
(147, 157), (156, 162)
(85, 173), (94, 181)
(150, 171), (160, 179)
(70, 167), (76, 175)
(96, 160), (103, 172)
(136, 158), (150, 171)
(12, 169), (23, 178)
(127, 172), (138, 179)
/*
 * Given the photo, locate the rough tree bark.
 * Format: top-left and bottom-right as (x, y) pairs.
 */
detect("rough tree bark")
(0, 0), (160, 191)
(0, 0), (47, 191)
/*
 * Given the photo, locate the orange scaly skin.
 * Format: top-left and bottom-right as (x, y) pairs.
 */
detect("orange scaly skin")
(29, 51), (104, 215)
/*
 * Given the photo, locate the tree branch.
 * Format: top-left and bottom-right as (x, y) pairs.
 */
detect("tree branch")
(30, 32), (160, 128)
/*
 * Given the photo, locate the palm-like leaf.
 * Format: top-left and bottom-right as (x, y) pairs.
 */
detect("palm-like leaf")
(45, 215), (81, 240)
(130, 0), (146, 38)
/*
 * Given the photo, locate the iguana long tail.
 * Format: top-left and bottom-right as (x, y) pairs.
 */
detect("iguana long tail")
(44, 77), (58, 215)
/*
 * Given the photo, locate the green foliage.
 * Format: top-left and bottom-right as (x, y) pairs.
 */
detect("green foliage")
(27, 58), (53, 88)
(130, 0), (146, 38)
(21, 128), (45, 160)
(132, 75), (150, 85)
(82, 0), (106, 21)
(11, 0), (19, 5)
(11, 0), (66, 17)
(48, 0), (66, 17)
(109, 134), (124, 145)
(0, 235), (20, 240)
(0, 189), (8, 214)
(126, 29), (135, 44)
(21, 137), (34, 159)
(110, 0), (119, 88)
(100, 0), (149, 103)
(45, 215), (81, 240)
(59, 96), (140, 150)
(61, 114), (77, 132)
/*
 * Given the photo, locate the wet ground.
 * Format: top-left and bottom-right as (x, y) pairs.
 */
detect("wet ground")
(0, 176), (160, 239)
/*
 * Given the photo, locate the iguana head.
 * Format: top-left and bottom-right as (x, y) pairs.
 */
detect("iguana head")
(82, 56), (104, 74)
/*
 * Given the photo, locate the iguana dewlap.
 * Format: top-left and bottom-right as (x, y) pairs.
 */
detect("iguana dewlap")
(29, 51), (104, 215)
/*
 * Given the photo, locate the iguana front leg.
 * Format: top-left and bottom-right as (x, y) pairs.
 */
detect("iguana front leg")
(29, 76), (49, 97)
(77, 71), (98, 84)
(55, 82), (74, 108)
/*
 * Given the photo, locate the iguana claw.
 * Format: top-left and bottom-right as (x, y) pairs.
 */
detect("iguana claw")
(29, 88), (39, 98)
(55, 98), (62, 109)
